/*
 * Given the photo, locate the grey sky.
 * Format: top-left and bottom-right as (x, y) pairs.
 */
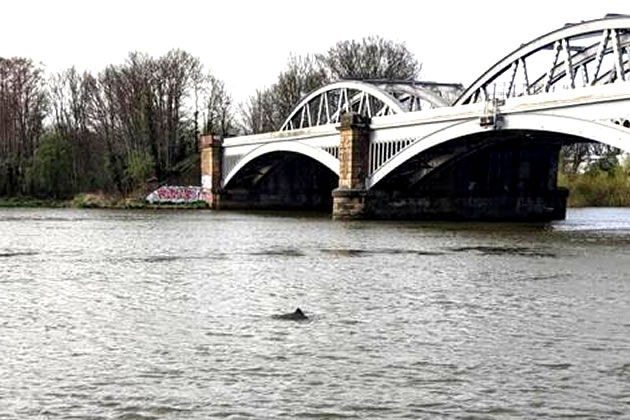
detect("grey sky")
(2, 0), (628, 103)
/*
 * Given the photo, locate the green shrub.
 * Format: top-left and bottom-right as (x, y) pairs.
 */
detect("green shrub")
(125, 151), (154, 190)
(564, 164), (630, 207)
(28, 132), (73, 199)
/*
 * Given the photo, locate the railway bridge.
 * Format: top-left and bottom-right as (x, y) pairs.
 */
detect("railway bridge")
(201, 15), (630, 220)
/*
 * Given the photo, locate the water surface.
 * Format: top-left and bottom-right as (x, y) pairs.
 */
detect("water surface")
(1, 207), (630, 419)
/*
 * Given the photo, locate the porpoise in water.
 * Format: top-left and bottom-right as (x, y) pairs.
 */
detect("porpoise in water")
(272, 308), (308, 321)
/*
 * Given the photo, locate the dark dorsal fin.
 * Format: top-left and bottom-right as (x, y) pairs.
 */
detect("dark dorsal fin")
(272, 307), (308, 321)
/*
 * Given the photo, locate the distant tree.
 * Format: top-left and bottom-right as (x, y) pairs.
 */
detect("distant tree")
(90, 65), (130, 195)
(561, 143), (622, 175)
(28, 131), (72, 199)
(238, 37), (422, 134)
(200, 74), (234, 137)
(0, 57), (48, 195)
(272, 54), (329, 127)
(85, 50), (206, 194)
(585, 148), (622, 174)
(238, 88), (277, 134)
(49, 67), (107, 192)
(239, 54), (329, 134)
(319, 36), (421, 81)
(154, 49), (204, 169)
(125, 150), (154, 191)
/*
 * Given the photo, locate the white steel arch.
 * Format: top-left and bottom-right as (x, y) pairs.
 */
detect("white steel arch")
(279, 80), (459, 132)
(456, 15), (630, 105)
(280, 81), (405, 131)
(222, 141), (339, 188)
(368, 113), (630, 189)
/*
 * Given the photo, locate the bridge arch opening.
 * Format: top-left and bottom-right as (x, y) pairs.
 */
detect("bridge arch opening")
(221, 151), (338, 211)
(369, 114), (630, 191)
(365, 115), (630, 220)
(373, 130), (567, 193)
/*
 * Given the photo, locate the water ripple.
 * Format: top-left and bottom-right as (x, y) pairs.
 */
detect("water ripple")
(1, 207), (630, 419)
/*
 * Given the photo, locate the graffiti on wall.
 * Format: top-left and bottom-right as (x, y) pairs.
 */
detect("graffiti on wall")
(146, 185), (206, 204)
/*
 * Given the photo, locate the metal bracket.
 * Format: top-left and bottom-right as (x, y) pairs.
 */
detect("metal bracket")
(480, 96), (504, 129)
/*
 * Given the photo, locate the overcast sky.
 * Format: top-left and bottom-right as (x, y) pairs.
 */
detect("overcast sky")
(1, 1), (628, 103)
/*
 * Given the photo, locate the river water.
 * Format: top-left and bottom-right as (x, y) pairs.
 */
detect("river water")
(1, 207), (630, 419)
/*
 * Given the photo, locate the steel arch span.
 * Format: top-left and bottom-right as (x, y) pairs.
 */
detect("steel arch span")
(456, 15), (630, 105)
(368, 113), (630, 189)
(280, 80), (462, 131)
(222, 141), (339, 188)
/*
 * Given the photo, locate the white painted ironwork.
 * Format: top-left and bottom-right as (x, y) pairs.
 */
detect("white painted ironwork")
(222, 153), (244, 180)
(216, 15), (630, 192)
(457, 15), (630, 105)
(322, 146), (339, 159)
(279, 80), (462, 132)
(219, 81), (630, 190)
(368, 138), (417, 174)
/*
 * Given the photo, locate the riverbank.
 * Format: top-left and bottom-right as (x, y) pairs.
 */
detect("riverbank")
(2, 180), (630, 210)
(0, 193), (208, 210)
(0, 196), (68, 208)
(559, 171), (630, 207)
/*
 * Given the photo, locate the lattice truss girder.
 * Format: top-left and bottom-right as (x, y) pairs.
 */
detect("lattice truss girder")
(457, 16), (630, 105)
(280, 81), (463, 132)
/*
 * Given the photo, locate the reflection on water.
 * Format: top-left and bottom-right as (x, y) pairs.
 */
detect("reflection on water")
(1, 207), (630, 419)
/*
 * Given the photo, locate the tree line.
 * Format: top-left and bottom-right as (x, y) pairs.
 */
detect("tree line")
(559, 146), (630, 207)
(0, 37), (420, 199)
(0, 36), (624, 203)
(0, 51), (235, 198)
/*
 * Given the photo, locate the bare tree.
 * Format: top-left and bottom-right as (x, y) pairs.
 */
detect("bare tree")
(154, 49), (203, 169)
(0, 57), (47, 195)
(238, 88), (276, 134)
(319, 36), (421, 81)
(90, 65), (130, 194)
(82, 50), (206, 193)
(272, 54), (329, 127)
(49, 67), (104, 191)
(239, 54), (329, 134)
(201, 74), (234, 137)
(238, 37), (421, 135)
(561, 142), (622, 175)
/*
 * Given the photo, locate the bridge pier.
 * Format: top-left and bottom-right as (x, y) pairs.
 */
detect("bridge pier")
(200, 134), (223, 209)
(332, 114), (371, 220)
